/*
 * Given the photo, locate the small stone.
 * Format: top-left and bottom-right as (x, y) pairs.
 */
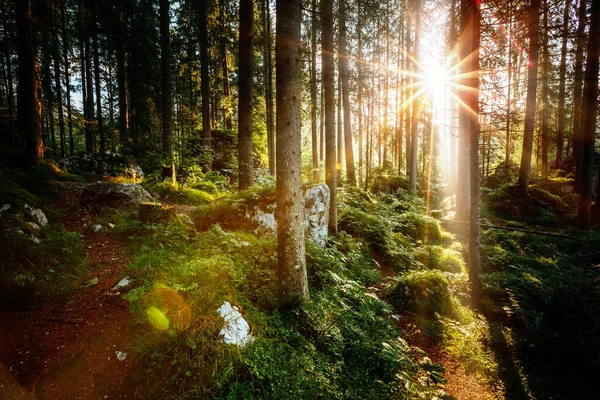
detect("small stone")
(85, 277), (99, 287)
(92, 224), (103, 233)
(112, 277), (131, 290)
(116, 351), (127, 361)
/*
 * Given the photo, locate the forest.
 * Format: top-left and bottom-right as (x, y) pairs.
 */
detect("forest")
(0, 0), (599, 398)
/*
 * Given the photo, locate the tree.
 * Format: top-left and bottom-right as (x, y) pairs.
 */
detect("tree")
(408, 0), (421, 193)
(323, 0), (337, 233)
(339, 0), (356, 186)
(555, 0), (570, 169)
(16, 0), (42, 164)
(51, 2), (66, 158)
(310, 0), (319, 182)
(199, 0), (211, 165)
(517, 0), (541, 192)
(576, 0), (600, 229)
(276, 0), (309, 307)
(160, 0), (176, 183)
(263, 0), (275, 175)
(116, 2), (128, 146)
(238, 0), (254, 190)
(539, 0), (550, 178)
(456, 0), (471, 219)
(468, 0), (481, 296)
(572, 0), (588, 192)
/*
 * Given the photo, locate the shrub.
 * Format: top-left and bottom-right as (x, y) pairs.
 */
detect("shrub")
(388, 270), (453, 318)
(419, 245), (465, 273)
(396, 212), (444, 242)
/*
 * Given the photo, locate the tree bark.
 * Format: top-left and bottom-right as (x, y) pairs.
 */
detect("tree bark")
(116, 1), (128, 147)
(220, 0), (233, 130)
(339, 0), (356, 186)
(199, 0), (211, 164)
(576, 0), (600, 229)
(238, 0), (254, 190)
(160, 0), (175, 183)
(357, 5), (364, 186)
(555, 0), (570, 169)
(469, 0), (482, 297)
(409, 0), (421, 193)
(517, 0), (541, 192)
(92, 8), (103, 152)
(61, 3), (74, 156)
(573, 0), (588, 192)
(323, 0), (337, 233)
(311, 0), (319, 182)
(540, 0), (549, 178)
(17, 0), (43, 164)
(263, 0), (275, 175)
(276, 0), (309, 308)
(52, 2), (66, 158)
(505, 10), (512, 174)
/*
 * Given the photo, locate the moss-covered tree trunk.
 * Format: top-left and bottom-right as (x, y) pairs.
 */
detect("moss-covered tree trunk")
(276, 0), (309, 307)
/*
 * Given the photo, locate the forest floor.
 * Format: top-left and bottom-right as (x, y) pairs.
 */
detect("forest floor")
(0, 182), (139, 399)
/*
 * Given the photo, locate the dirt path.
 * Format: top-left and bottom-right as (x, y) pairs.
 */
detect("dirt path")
(0, 182), (139, 399)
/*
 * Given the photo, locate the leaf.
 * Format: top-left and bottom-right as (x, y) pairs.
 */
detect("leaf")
(186, 337), (197, 349)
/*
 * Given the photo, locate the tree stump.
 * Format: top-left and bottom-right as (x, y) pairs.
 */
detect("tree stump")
(138, 202), (176, 223)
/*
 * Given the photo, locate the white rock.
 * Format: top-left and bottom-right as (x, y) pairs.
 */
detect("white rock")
(0, 203), (10, 217)
(217, 301), (254, 348)
(24, 204), (48, 227)
(92, 224), (103, 233)
(112, 277), (131, 290)
(115, 351), (127, 361)
(27, 222), (41, 230)
(109, 223), (116, 229)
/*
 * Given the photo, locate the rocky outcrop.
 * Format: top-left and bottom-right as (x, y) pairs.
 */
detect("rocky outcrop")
(245, 184), (330, 246)
(80, 183), (155, 213)
(59, 151), (143, 179)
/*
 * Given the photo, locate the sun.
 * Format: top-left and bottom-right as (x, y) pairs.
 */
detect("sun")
(424, 63), (447, 107)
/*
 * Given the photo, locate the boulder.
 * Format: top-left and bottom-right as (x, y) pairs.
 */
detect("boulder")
(80, 183), (155, 213)
(59, 151), (143, 178)
(245, 183), (330, 246)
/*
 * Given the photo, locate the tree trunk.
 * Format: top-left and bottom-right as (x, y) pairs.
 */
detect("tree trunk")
(357, 6), (364, 186)
(311, 0), (319, 182)
(517, 0), (541, 192)
(323, 0), (337, 233)
(276, 0), (309, 308)
(339, 0), (356, 186)
(52, 3), (66, 158)
(409, 0), (420, 193)
(540, 0), (549, 178)
(116, 2), (128, 147)
(238, 0), (254, 190)
(469, 0), (482, 297)
(505, 11), (512, 174)
(264, 0), (275, 175)
(61, 3), (74, 156)
(576, 0), (600, 229)
(456, 0), (472, 220)
(220, 0), (232, 130)
(199, 0), (211, 163)
(16, 0), (43, 164)
(555, 0), (570, 170)
(337, 72), (343, 178)
(160, 0), (175, 183)
(3, 29), (16, 144)
(92, 10), (103, 152)
(573, 0), (588, 192)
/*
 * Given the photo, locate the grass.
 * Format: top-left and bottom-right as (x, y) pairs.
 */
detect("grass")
(117, 208), (453, 399)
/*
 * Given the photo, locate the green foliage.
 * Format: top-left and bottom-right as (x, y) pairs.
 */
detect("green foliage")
(419, 245), (465, 273)
(193, 185), (276, 232)
(0, 224), (86, 307)
(371, 175), (411, 194)
(396, 212), (445, 243)
(388, 270), (453, 318)
(144, 181), (217, 206)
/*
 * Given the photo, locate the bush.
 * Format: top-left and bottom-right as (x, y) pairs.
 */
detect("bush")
(388, 270), (453, 318)
(0, 224), (86, 307)
(419, 245), (465, 273)
(396, 212), (444, 242)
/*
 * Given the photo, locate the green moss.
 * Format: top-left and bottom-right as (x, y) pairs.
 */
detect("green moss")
(420, 245), (465, 273)
(388, 270), (453, 318)
(396, 212), (444, 242)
